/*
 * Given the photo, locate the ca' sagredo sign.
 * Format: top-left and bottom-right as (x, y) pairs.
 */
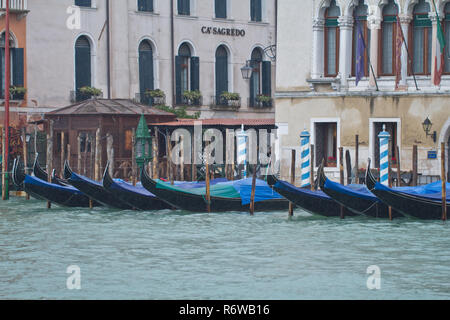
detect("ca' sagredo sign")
(201, 26), (246, 37)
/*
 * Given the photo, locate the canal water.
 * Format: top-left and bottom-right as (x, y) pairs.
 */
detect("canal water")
(1, 196), (450, 300)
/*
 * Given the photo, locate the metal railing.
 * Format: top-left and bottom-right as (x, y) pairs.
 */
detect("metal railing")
(248, 97), (273, 108)
(135, 93), (166, 106)
(176, 95), (203, 107)
(70, 90), (103, 103)
(210, 96), (241, 109)
(0, 0), (27, 11)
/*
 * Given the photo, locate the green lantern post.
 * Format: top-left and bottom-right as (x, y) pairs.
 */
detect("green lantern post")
(135, 114), (153, 172)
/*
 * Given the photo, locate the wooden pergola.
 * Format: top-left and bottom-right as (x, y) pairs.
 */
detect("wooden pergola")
(43, 99), (176, 180)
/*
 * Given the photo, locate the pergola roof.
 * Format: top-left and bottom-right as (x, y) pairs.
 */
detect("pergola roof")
(45, 98), (176, 117)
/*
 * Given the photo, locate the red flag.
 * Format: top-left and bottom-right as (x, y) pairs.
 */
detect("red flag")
(395, 19), (403, 89)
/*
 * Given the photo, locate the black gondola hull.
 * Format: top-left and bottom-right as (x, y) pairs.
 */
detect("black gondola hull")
(365, 160), (449, 220)
(141, 170), (289, 213)
(65, 162), (132, 209)
(102, 165), (171, 211)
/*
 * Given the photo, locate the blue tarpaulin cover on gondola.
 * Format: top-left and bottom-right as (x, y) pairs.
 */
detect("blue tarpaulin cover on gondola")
(233, 178), (284, 205)
(324, 179), (381, 201)
(25, 175), (84, 194)
(110, 179), (157, 197)
(375, 181), (450, 201)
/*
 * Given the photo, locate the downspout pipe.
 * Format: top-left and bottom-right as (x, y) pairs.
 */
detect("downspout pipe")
(170, 0), (175, 108)
(106, 0), (111, 99)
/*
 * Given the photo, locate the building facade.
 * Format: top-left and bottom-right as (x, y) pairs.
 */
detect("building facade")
(276, 0), (450, 183)
(2, 0), (277, 122)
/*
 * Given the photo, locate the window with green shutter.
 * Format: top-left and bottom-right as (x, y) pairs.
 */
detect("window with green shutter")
(138, 0), (153, 12)
(190, 57), (200, 91)
(139, 40), (154, 105)
(215, 46), (228, 102)
(178, 0), (190, 16)
(251, 0), (262, 22)
(75, 36), (92, 101)
(75, 0), (91, 7)
(215, 0), (227, 19)
(0, 33), (23, 99)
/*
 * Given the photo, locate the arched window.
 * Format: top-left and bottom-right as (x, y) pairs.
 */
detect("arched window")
(0, 32), (23, 99)
(411, 0), (432, 75)
(175, 43), (200, 105)
(352, 0), (370, 77)
(215, 45), (228, 103)
(75, 36), (92, 101)
(324, 0), (340, 77)
(444, 3), (450, 73)
(249, 48), (272, 107)
(139, 40), (154, 105)
(380, 0), (399, 76)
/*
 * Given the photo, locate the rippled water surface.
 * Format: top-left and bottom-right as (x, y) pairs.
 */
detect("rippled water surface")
(1, 196), (450, 299)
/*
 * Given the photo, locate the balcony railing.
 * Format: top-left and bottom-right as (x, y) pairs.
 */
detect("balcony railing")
(0, 0), (28, 11)
(248, 97), (273, 108)
(176, 95), (203, 107)
(210, 96), (241, 110)
(70, 90), (103, 103)
(135, 93), (166, 106)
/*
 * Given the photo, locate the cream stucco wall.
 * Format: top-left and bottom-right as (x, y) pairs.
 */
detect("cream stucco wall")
(26, 0), (277, 121)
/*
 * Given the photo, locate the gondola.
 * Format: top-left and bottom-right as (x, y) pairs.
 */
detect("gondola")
(365, 159), (450, 220)
(32, 154), (67, 186)
(102, 162), (172, 211)
(318, 165), (404, 218)
(140, 167), (289, 212)
(64, 161), (133, 210)
(12, 158), (99, 207)
(266, 163), (357, 217)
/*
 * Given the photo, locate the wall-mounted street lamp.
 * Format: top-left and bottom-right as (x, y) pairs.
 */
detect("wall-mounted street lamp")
(240, 60), (253, 80)
(422, 116), (436, 143)
(20, 133), (31, 143)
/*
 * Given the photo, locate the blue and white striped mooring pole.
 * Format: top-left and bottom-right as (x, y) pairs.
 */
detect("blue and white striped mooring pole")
(237, 124), (248, 179)
(300, 129), (311, 188)
(378, 125), (390, 186)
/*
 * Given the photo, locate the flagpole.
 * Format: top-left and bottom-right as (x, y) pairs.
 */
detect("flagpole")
(2, 0), (10, 201)
(357, 21), (379, 91)
(396, 15), (419, 91)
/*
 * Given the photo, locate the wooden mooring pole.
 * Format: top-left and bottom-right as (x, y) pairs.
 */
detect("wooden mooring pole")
(395, 145), (401, 187)
(388, 139), (392, 221)
(355, 135), (359, 184)
(412, 145), (418, 186)
(2, 128), (6, 200)
(441, 142), (447, 222)
(205, 161), (211, 213)
(289, 149), (296, 217)
(310, 145), (315, 190)
(339, 147), (345, 219)
(131, 128), (136, 186)
(60, 132), (65, 178)
(249, 164), (257, 216)
(47, 120), (54, 209)
(22, 128), (30, 200)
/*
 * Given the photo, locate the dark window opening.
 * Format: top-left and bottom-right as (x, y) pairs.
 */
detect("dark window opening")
(315, 122), (337, 168)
